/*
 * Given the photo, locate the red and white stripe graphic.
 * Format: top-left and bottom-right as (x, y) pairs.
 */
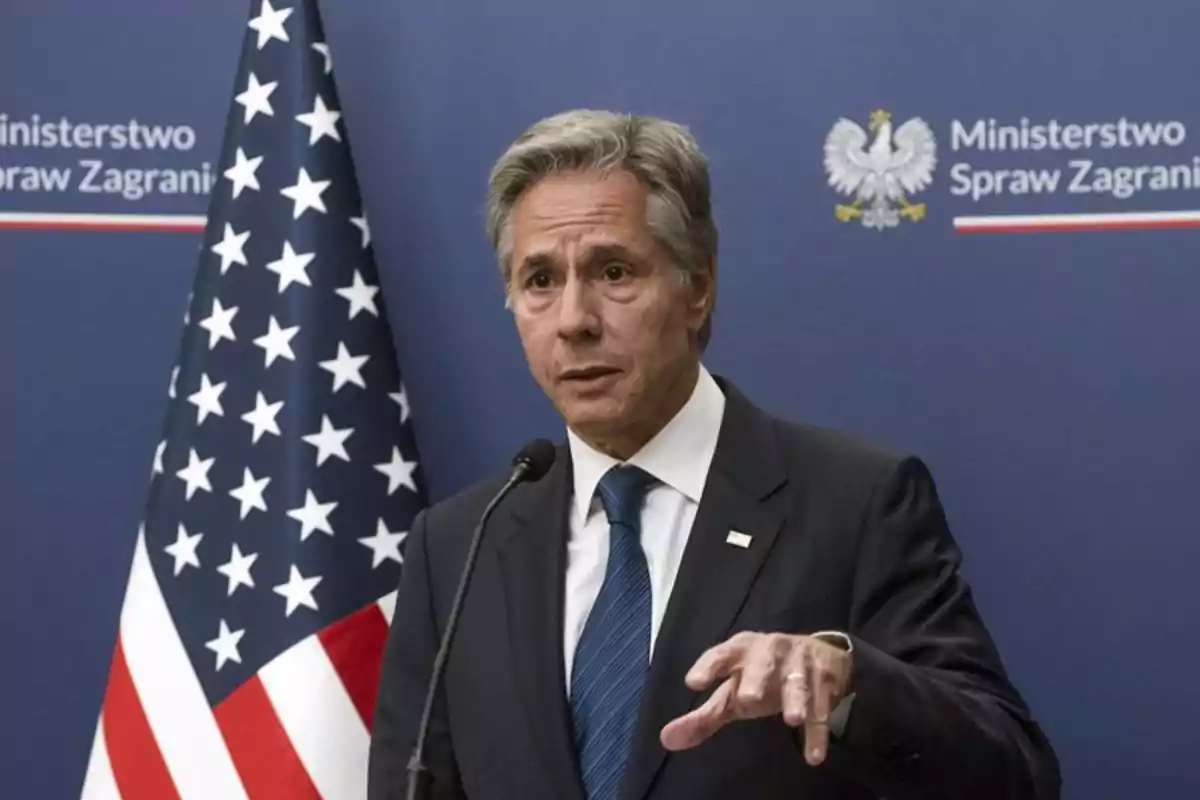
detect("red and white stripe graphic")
(80, 530), (397, 799)
(9, 208), (1200, 235)
(954, 209), (1200, 233)
(0, 212), (206, 232)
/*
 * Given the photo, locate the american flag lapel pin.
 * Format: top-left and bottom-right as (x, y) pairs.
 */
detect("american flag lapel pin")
(725, 530), (753, 548)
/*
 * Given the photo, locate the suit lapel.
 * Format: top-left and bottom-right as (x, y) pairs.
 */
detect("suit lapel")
(496, 447), (587, 800)
(622, 382), (788, 800)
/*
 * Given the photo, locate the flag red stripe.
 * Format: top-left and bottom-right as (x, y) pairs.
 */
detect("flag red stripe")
(101, 638), (182, 800)
(318, 602), (390, 730)
(214, 674), (322, 800)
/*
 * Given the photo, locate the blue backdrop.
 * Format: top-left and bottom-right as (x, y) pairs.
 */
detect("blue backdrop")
(4, 1), (1198, 797)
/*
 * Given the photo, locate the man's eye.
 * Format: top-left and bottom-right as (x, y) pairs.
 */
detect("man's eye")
(603, 263), (631, 281)
(525, 270), (553, 289)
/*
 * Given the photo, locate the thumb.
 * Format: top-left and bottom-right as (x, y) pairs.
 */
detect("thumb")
(660, 675), (737, 751)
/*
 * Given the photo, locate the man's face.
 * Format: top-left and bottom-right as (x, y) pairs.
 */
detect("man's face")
(506, 169), (712, 452)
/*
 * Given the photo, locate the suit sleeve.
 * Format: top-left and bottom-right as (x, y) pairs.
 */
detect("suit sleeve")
(368, 510), (466, 800)
(828, 456), (1061, 800)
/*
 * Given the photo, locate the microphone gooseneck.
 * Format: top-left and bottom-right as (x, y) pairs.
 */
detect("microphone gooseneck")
(405, 439), (557, 800)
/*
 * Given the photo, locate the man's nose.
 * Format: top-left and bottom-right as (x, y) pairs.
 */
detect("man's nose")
(556, 275), (601, 341)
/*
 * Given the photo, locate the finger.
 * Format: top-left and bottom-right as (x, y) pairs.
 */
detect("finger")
(803, 646), (837, 766)
(734, 635), (785, 714)
(660, 675), (738, 751)
(686, 631), (755, 690)
(781, 648), (809, 728)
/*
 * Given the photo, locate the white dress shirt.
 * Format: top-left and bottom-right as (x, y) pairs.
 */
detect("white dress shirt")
(563, 365), (725, 688)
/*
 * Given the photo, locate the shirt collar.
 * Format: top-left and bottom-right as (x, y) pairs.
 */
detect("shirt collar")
(567, 365), (726, 526)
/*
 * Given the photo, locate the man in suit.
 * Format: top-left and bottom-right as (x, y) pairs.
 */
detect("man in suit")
(368, 109), (1061, 800)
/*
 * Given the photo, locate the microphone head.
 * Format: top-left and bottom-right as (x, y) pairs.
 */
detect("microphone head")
(512, 438), (556, 481)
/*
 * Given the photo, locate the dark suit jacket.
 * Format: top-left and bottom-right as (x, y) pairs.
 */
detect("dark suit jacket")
(368, 378), (1061, 800)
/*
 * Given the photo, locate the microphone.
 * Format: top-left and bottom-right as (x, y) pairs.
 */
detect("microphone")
(405, 439), (557, 800)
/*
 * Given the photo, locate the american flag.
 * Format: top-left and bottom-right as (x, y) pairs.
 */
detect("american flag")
(79, 1), (427, 797)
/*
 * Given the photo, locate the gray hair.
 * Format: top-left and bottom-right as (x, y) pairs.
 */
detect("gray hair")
(485, 109), (718, 347)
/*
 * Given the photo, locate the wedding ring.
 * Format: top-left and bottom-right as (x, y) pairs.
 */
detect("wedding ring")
(784, 671), (805, 683)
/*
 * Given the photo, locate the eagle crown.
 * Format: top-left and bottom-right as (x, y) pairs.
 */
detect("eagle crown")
(868, 108), (892, 133)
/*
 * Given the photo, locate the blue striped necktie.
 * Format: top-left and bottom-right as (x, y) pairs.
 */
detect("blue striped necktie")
(570, 464), (656, 800)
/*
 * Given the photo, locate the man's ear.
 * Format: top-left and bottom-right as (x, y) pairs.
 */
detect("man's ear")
(687, 258), (716, 339)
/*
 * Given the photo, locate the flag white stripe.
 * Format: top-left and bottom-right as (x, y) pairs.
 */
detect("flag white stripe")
(79, 720), (121, 800)
(377, 590), (397, 624)
(120, 532), (250, 800)
(260, 635), (371, 800)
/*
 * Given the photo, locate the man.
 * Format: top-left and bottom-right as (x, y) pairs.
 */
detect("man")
(368, 109), (1060, 800)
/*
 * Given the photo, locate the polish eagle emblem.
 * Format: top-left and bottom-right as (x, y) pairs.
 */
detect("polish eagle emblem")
(823, 109), (937, 230)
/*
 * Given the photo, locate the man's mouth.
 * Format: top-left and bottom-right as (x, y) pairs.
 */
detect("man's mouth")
(560, 366), (621, 383)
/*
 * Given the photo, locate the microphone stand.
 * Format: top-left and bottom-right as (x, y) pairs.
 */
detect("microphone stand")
(405, 460), (537, 800)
